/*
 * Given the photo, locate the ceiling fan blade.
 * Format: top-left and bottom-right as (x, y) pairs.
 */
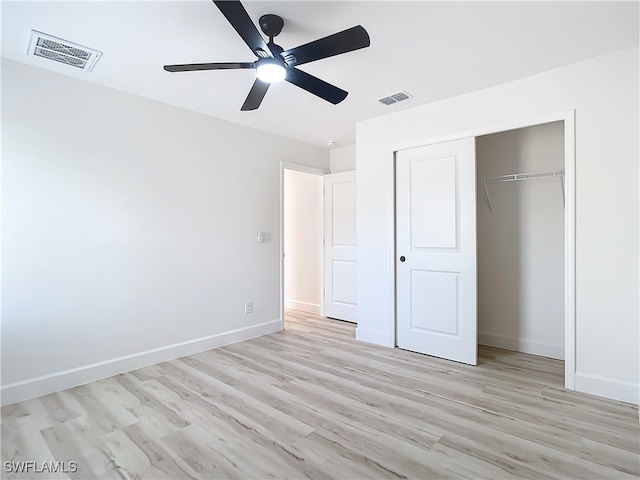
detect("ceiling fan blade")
(164, 62), (255, 72)
(281, 26), (370, 67)
(213, 0), (271, 57)
(241, 78), (270, 111)
(285, 68), (348, 105)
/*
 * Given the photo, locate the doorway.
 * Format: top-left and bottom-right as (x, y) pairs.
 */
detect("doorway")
(281, 166), (325, 325)
(476, 121), (565, 360)
(394, 111), (575, 389)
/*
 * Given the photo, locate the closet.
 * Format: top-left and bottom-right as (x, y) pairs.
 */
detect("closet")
(476, 121), (565, 360)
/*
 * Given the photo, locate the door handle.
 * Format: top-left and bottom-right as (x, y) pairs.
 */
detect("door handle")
(400, 256), (406, 262)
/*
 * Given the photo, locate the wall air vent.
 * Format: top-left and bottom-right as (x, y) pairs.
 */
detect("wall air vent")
(377, 90), (413, 106)
(28, 30), (102, 71)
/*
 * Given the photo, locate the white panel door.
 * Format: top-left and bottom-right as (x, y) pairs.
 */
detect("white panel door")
(324, 171), (357, 322)
(396, 138), (477, 364)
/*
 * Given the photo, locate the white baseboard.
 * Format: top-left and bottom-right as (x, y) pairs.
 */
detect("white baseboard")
(284, 299), (321, 315)
(478, 332), (564, 360)
(356, 327), (393, 347)
(574, 372), (639, 405)
(1, 319), (282, 407)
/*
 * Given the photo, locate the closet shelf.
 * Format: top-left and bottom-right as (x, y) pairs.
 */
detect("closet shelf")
(480, 169), (564, 212)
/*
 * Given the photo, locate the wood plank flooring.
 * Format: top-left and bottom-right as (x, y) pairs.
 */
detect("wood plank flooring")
(2, 310), (638, 479)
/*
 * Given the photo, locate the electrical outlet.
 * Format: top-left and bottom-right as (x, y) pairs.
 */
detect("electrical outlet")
(244, 301), (253, 314)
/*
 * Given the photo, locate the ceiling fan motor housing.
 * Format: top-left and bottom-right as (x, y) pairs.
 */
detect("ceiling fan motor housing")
(259, 14), (284, 38)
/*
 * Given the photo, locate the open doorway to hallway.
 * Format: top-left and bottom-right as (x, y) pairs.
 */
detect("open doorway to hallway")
(283, 168), (324, 325)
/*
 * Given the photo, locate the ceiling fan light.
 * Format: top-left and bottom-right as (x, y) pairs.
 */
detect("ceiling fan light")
(257, 63), (286, 83)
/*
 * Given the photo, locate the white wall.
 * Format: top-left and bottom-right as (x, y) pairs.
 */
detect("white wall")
(1, 59), (328, 405)
(476, 122), (565, 360)
(283, 170), (323, 314)
(356, 47), (639, 403)
(329, 145), (356, 173)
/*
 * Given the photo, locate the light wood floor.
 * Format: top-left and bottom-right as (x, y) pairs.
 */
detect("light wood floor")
(2, 311), (638, 479)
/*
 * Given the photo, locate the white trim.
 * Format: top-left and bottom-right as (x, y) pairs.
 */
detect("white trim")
(389, 149), (398, 346)
(280, 162), (327, 176)
(388, 110), (576, 391)
(388, 111), (577, 154)
(478, 333), (564, 361)
(280, 162), (328, 326)
(574, 372), (639, 405)
(284, 299), (321, 315)
(563, 112), (576, 390)
(1, 319), (281, 407)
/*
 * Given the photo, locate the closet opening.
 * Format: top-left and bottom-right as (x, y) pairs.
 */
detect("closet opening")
(476, 121), (566, 372)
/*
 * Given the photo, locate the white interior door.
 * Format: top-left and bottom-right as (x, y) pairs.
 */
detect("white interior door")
(396, 138), (477, 365)
(324, 171), (357, 322)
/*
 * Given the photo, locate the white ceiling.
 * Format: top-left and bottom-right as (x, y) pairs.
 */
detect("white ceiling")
(2, 1), (638, 148)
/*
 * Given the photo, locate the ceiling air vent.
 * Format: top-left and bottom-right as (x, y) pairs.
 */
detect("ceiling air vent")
(378, 90), (413, 106)
(28, 30), (102, 71)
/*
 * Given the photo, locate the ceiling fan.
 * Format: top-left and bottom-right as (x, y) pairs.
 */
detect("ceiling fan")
(164, 0), (370, 111)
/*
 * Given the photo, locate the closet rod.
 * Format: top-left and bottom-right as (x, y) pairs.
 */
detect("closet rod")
(480, 170), (564, 212)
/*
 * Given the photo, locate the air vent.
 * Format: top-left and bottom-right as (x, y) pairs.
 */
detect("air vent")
(28, 30), (102, 71)
(377, 90), (413, 106)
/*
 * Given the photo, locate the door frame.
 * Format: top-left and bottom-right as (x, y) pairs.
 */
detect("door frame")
(279, 162), (328, 330)
(391, 110), (576, 390)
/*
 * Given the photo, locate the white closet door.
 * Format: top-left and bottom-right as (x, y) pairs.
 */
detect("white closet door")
(396, 139), (477, 364)
(324, 171), (357, 322)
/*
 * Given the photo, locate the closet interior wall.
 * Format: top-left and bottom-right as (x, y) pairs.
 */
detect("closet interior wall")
(476, 121), (565, 360)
